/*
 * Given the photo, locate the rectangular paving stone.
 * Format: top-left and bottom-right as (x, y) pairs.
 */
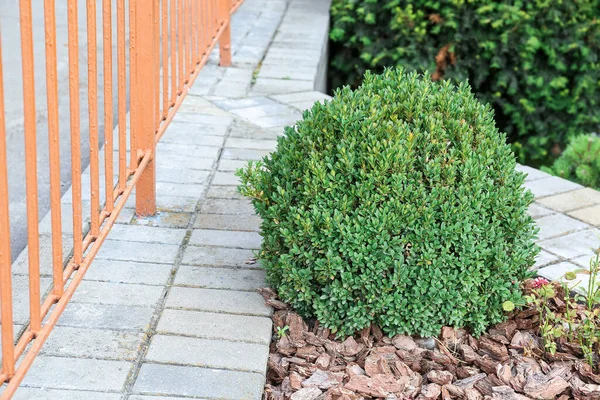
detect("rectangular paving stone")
(190, 229), (262, 249)
(157, 167), (211, 185)
(58, 302), (154, 331)
(146, 335), (269, 373)
(251, 77), (314, 95)
(535, 213), (590, 241)
(182, 245), (256, 267)
(539, 229), (600, 259)
(221, 147), (272, 160)
(229, 123), (282, 140)
(206, 185), (245, 199)
(219, 159), (250, 172)
(133, 211), (192, 229)
(14, 388), (122, 400)
(177, 102), (232, 117)
(571, 254), (596, 268)
(527, 203), (554, 219)
(133, 363), (264, 399)
(515, 164), (551, 181)
(223, 66), (255, 82)
(200, 198), (255, 214)
(166, 287), (271, 316)
(188, 82), (215, 96)
(158, 153), (215, 170)
(13, 233), (73, 276)
(157, 143), (220, 159)
(96, 240), (179, 264)
(212, 80), (250, 98)
(174, 265), (266, 290)
(21, 356), (131, 392)
(225, 137), (278, 151)
(532, 250), (560, 270)
(107, 225), (186, 245)
(154, 196), (199, 212)
(569, 204), (600, 226)
(171, 112), (233, 126)
(266, 47), (323, 59)
(261, 55), (320, 69)
(116, 207), (135, 224)
(259, 65), (316, 81)
(71, 281), (165, 307)
(289, 99), (322, 111)
(250, 113), (302, 129)
(213, 96), (278, 110)
(85, 260), (173, 285)
(538, 188), (600, 212)
(129, 396), (190, 400)
(194, 213), (261, 231)
(8, 275), (52, 324)
(123, 192), (200, 212)
(160, 132), (225, 147)
(163, 122), (229, 137)
(157, 309), (272, 344)
(156, 182), (206, 198)
(536, 261), (582, 282)
(212, 171), (242, 186)
(270, 91), (331, 103)
(231, 103), (297, 120)
(40, 201), (90, 235)
(42, 326), (144, 361)
(523, 176), (583, 199)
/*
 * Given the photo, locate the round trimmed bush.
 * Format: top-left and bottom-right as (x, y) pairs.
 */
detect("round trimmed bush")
(238, 68), (538, 338)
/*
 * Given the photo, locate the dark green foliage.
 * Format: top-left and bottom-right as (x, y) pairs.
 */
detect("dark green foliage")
(542, 134), (600, 190)
(329, 0), (600, 165)
(238, 68), (538, 338)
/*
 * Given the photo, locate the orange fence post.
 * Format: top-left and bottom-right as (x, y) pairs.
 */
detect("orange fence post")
(219, 0), (232, 67)
(131, 0), (157, 216)
(0, 33), (16, 380)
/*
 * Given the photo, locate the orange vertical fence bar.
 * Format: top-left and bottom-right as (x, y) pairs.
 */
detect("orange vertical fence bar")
(131, 0), (157, 216)
(219, 0), (232, 66)
(43, 0), (64, 297)
(0, 34), (16, 380)
(154, 0), (160, 127)
(19, 0), (42, 334)
(86, 0), (100, 237)
(117, 0), (127, 193)
(162, 0), (169, 119)
(103, 0), (114, 213)
(170, 0), (177, 105)
(196, 0), (206, 62)
(68, 0), (83, 266)
(178, 0), (184, 92)
(192, 0), (198, 64)
(186, 0), (192, 74)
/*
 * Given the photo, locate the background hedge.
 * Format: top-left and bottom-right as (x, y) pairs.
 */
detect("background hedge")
(329, 0), (600, 165)
(542, 134), (600, 189)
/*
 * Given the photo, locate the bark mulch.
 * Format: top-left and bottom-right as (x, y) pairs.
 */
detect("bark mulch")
(258, 284), (600, 400)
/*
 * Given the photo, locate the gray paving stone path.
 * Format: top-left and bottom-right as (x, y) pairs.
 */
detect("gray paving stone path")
(7, 0), (600, 398)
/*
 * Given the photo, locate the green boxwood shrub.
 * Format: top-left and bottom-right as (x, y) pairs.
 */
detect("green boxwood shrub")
(238, 68), (538, 338)
(329, 0), (600, 165)
(542, 134), (600, 190)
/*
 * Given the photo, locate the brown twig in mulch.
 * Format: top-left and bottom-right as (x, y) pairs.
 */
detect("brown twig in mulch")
(257, 284), (600, 400)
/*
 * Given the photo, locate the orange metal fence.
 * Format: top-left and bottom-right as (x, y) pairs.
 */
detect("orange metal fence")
(0, 0), (241, 396)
